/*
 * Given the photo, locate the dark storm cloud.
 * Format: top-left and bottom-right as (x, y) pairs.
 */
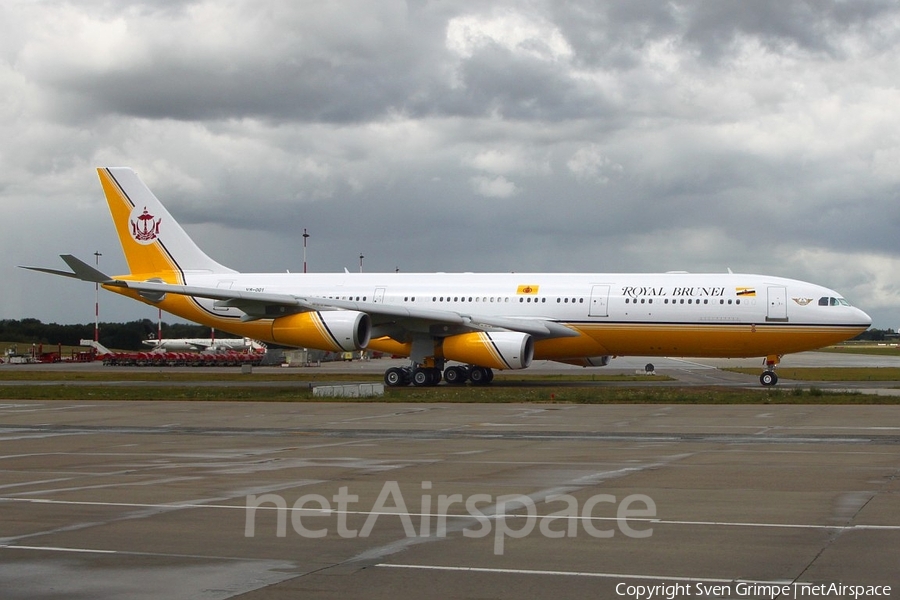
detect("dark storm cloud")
(32, 6), (443, 123)
(3, 0), (900, 326)
(682, 0), (899, 59)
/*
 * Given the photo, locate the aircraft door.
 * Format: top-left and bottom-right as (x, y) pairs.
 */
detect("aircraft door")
(766, 286), (788, 321)
(373, 288), (386, 303)
(589, 285), (610, 317)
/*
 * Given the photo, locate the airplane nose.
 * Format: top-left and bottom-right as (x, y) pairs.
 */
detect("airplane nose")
(854, 307), (873, 327)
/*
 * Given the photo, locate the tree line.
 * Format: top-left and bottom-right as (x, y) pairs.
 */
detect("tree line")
(0, 319), (213, 351)
(853, 327), (896, 341)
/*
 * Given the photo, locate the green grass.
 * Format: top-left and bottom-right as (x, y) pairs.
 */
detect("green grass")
(0, 370), (377, 382)
(819, 345), (900, 356)
(389, 385), (883, 404)
(0, 369), (670, 384)
(3, 342), (899, 404)
(0, 383), (892, 404)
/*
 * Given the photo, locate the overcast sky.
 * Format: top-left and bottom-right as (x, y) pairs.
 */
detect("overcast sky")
(2, 0), (899, 328)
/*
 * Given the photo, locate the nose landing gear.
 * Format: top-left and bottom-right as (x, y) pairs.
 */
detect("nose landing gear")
(759, 355), (781, 386)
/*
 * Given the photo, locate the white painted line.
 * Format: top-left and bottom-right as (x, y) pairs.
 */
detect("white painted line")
(1, 544), (117, 554)
(653, 518), (900, 531)
(3, 497), (899, 531)
(376, 563), (797, 586)
(662, 358), (719, 369)
(0, 497), (245, 511)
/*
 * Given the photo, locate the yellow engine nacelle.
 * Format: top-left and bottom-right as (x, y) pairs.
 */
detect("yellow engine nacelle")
(271, 311), (371, 351)
(441, 331), (534, 370)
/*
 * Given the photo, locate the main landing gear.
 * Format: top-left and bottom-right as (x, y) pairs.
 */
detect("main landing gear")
(383, 364), (494, 387)
(759, 355), (781, 386)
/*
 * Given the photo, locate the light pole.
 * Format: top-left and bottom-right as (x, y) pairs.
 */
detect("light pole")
(359, 253), (364, 273)
(302, 229), (310, 274)
(93, 251), (102, 343)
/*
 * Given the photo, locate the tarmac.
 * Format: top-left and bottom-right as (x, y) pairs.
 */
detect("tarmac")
(1, 352), (899, 599)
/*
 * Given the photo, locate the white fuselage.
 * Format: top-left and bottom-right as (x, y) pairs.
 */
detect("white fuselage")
(169, 270), (869, 361)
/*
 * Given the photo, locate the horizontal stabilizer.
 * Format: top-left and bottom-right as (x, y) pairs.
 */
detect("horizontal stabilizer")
(60, 255), (119, 284)
(20, 254), (120, 285)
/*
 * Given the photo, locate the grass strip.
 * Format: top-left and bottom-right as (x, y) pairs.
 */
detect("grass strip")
(0, 384), (894, 404)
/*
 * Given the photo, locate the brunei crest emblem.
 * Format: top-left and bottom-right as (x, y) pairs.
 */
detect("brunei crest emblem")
(129, 206), (161, 245)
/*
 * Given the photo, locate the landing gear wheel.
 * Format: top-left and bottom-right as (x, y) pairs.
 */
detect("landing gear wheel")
(413, 367), (441, 386)
(760, 371), (778, 386)
(469, 367), (493, 386)
(384, 367), (409, 387)
(412, 369), (430, 386)
(444, 366), (468, 385)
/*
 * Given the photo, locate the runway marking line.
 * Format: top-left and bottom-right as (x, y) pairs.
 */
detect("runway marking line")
(376, 563), (799, 586)
(0, 544), (117, 554)
(2, 497), (899, 531)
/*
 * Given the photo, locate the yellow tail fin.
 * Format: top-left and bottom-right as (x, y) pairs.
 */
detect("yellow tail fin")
(98, 167), (235, 283)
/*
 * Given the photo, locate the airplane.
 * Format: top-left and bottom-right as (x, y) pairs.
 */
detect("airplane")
(23, 167), (872, 387)
(142, 337), (262, 352)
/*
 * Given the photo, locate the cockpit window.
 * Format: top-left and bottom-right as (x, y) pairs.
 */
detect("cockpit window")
(819, 296), (851, 307)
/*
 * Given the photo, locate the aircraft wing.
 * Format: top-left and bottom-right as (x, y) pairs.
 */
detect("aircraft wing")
(22, 255), (580, 340)
(304, 296), (580, 339)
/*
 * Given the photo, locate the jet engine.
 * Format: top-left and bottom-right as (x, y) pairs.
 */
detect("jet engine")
(441, 331), (533, 370)
(271, 311), (371, 351)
